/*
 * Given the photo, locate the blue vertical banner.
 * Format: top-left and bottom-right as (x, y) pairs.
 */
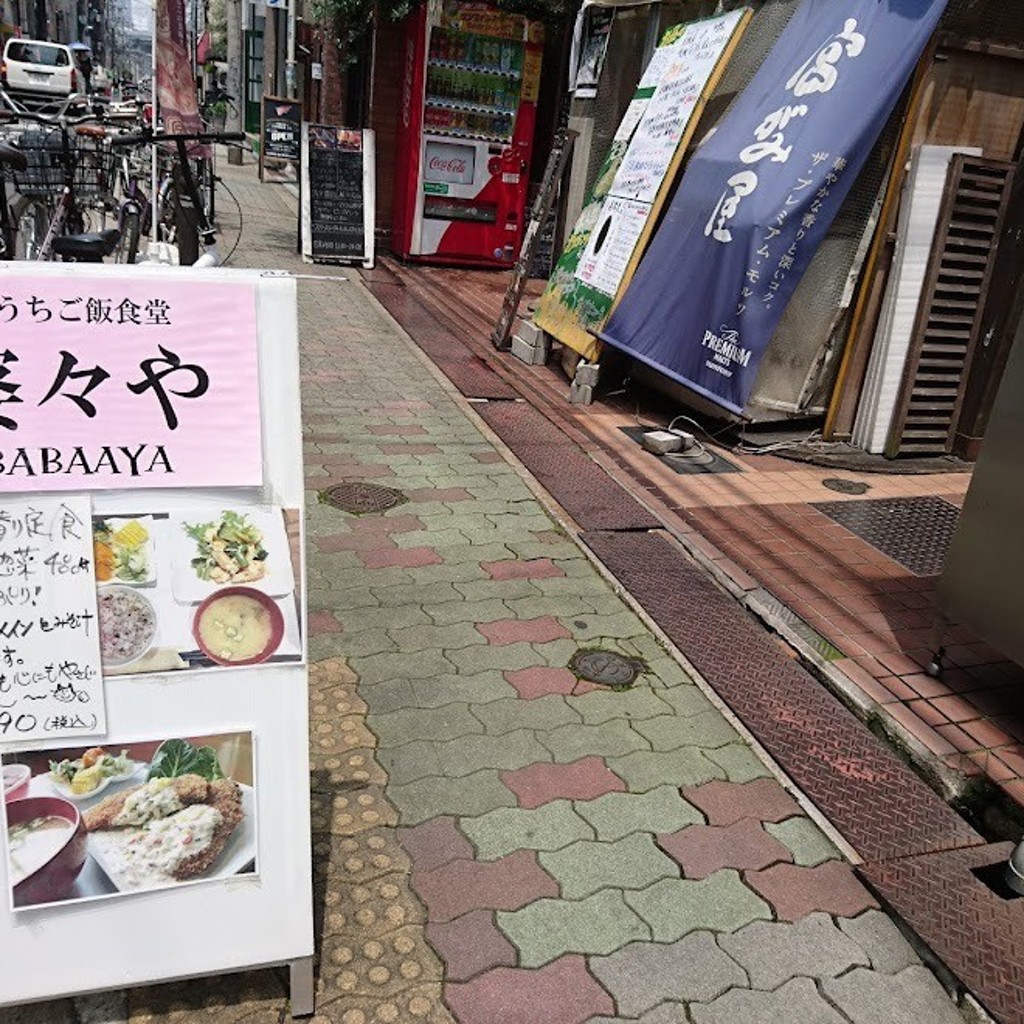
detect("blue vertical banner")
(599, 0), (948, 415)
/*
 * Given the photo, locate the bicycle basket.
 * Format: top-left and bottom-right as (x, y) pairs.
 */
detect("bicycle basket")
(10, 126), (116, 200)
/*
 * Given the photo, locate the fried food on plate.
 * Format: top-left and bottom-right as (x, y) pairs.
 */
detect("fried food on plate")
(83, 774), (209, 831)
(172, 779), (243, 881)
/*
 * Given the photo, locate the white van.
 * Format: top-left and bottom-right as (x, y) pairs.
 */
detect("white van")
(1, 39), (77, 102)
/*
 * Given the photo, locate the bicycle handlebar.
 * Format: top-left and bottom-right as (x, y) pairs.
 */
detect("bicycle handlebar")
(110, 130), (248, 148)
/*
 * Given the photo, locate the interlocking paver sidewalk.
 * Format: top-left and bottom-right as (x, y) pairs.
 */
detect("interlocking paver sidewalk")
(0, 157), (971, 1024)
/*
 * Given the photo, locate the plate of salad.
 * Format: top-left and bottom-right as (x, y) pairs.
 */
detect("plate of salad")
(48, 747), (141, 801)
(170, 507), (293, 602)
(93, 517), (156, 587)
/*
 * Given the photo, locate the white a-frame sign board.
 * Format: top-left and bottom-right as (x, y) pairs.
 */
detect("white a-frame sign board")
(0, 263), (314, 1015)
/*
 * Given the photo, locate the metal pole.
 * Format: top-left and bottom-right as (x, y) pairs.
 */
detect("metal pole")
(285, 0), (296, 97)
(151, 0), (159, 246)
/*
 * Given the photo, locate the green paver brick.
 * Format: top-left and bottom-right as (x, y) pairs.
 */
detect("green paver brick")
(625, 871), (772, 941)
(539, 720), (649, 763)
(394, 528), (470, 549)
(566, 612), (649, 642)
(650, 685), (718, 717)
(377, 740), (443, 784)
(461, 799), (595, 859)
(505, 595), (598, 620)
(766, 817), (841, 867)
(372, 581), (461, 607)
(706, 744), (772, 783)
(434, 729), (552, 778)
(328, 629), (397, 658)
(576, 785), (702, 842)
(446, 642), (545, 674)
(567, 688), (673, 726)
(388, 769), (516, 825)
(336, 604), (432, 632)
(472, 695), (581, 735)
(456, 578), (544, 602)
(408, 671), (515, 707)
(437, 542), (517, 565)
(497, 889), (650, 967)
(533, 575), (614, 598)
(367, 702), (483, 746)
(407, 562), (488, 584)
(607, 748), (726, 792)
(388, 621), (487, 653)
(634, 711), (742, 752)
(539, 833), (680, 899)
(351, 650), (455, 685)
(428, 598), (510, 626)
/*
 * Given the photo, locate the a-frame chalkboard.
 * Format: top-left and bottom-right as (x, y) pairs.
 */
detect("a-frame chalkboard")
(300, 124), (376, 268)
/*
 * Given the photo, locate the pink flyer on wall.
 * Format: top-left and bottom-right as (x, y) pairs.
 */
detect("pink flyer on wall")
(0, 278), (262, 491)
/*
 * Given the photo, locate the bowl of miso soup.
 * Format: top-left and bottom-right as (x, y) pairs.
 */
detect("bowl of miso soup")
(6, 796), (88, 907)
(193, 586), (285, 666)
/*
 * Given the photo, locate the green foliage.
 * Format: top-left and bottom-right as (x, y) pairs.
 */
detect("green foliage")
(147, 739), (226, 782)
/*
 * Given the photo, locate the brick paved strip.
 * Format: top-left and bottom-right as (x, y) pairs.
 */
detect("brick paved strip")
(580, 530), (984, 863)
(474, 402), (661, 532)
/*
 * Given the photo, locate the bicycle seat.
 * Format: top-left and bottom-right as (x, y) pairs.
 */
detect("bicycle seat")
(74, 124), (108, 139)
(0, 142), (27, 171)
(52, 229), (122, 262)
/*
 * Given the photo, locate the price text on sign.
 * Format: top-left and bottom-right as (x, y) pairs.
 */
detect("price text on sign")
(0, 495), (105, 744)
(0, 279), (262, 491)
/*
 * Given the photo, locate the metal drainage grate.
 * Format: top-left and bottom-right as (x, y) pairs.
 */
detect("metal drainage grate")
(810, 496), (960, 576)
(321, 482), (406, 514)
(822, 477), (870, 495)
(570, 649), (643, 689)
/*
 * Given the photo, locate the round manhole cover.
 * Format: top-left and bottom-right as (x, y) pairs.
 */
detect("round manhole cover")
(822, 477), (870, 495)
(570, 650), (643, 689)
(322, 482), (406, 514)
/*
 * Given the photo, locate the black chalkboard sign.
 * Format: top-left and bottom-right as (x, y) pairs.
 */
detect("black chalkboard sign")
(301, 124), (375, 267)
(260, 95), (302, 179)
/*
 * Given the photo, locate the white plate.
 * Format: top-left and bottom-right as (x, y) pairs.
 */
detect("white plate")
(47, 763), (141, 803)
(88, 783), (256, 893)
(93, 516), (158, 587)
(169, 508), (294, 603)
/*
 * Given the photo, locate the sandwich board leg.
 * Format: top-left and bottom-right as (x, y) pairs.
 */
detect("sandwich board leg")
(289, 956), (315, 1017)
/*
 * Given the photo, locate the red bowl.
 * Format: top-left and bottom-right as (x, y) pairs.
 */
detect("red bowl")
(2, 764), (30, 803)
(192, 586), (285, 667)
(7, 796), (88, 908)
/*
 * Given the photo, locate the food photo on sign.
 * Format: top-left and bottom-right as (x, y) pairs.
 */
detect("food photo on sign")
(93, 506), (303, 675)
(1, 731), (257, 910)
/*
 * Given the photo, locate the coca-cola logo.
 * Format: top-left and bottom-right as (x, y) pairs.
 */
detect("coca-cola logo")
(429, 156), (467, 173)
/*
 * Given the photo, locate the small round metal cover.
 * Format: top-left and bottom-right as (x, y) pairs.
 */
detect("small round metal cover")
(570, 649), (642, 689)
(822, 478), (870, 495)
(322, 482), (406, 514)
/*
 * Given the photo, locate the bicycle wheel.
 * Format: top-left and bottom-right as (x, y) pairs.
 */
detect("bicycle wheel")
(12, 197), (51, 260)
(115, 206), (141, 264)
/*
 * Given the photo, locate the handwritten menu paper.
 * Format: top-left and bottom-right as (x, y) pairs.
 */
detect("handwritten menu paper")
(0, 496), (104, 745)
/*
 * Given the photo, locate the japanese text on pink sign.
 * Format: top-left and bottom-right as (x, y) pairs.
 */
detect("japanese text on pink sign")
(0, 280), (262, 491)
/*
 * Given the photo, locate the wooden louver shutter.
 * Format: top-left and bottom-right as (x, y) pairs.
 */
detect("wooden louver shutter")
(886, 155), (1015, 457)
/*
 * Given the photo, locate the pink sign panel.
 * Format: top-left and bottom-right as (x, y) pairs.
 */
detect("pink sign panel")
(0, 277), (262, 491)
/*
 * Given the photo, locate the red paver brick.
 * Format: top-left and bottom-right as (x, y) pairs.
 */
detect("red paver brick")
(501, 757), (626, 809)
(477, 617), (571, 646)
(473, 451), (505, 464)
(427, 909), (517, 982)
(378, 442), (441, 454)
(411, 849), (558, 923)
(482, 558), (566, 581)
(682, 778), (801, 826)
(504, 667), (577, 700)
(398, 816), (474, 874)
(960, 717), (1015, 750)
(317, 453), (361, 467)
(368, 424), (428, 436)
(657, 819), (792, 879)
(746, 861), (879, 922)
(406, 487), (474, 503)
(315, 531), (399, 553)
(348, 514), (425, 535)
(303, 432), (347, 443)
(359, 546), (443, 569)
(931, 694), (983, 723)
(445, 955), (614, 1024)
(307, 611), (343, 635)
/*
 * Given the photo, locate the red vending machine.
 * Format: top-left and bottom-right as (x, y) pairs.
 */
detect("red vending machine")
(392, 0), (544, 267)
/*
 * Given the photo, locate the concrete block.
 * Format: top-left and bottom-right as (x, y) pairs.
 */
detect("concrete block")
(570, 381), (594, 405)
(575, 362), (601, 387)
(515, 318), (545, 346)
(511, 333), (549, 366)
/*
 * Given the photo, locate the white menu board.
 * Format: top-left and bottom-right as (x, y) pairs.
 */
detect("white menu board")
(576, 9), (749, 298)
(0, 264), (313, 1015)
(0, 496), (104, 745)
